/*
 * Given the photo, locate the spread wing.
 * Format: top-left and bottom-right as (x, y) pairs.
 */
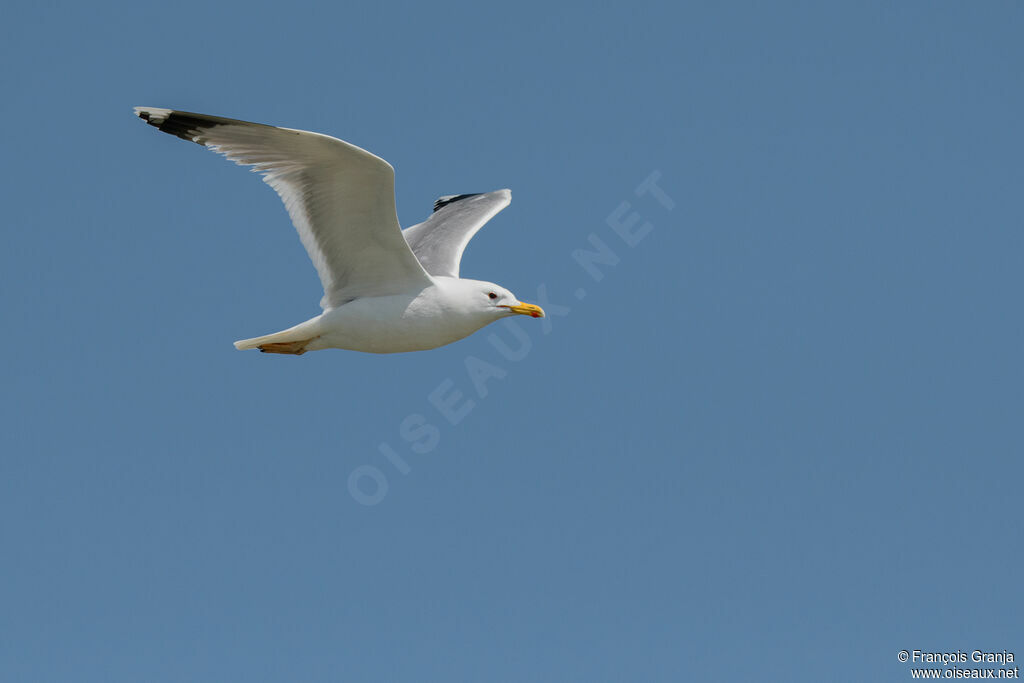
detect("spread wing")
(401, 190), (511, 278)
(135, 107), (433, 309)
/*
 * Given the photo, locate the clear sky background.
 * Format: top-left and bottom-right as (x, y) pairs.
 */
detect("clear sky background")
(2, 2), (1021, 681)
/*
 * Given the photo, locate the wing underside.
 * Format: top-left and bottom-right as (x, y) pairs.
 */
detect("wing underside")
(135, 107), (433, 309)
(402, 190), (511, 278)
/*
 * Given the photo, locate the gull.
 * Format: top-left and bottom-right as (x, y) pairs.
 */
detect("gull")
(134, 107), (544, 355)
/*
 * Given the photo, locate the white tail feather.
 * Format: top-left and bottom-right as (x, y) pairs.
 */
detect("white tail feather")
(233, 316), (322, 351)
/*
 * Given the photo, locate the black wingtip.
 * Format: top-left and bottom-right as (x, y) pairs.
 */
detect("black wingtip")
(134, 107), (227, 145)
(433, 193), (483, 213)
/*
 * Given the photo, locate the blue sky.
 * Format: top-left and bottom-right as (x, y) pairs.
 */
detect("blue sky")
(2, 1), (1022, 681)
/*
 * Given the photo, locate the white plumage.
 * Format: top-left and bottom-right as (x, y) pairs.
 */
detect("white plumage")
(135, 107), (543, 355)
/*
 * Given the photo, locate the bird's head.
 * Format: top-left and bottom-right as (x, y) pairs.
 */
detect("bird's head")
(450, 278), (545, 320)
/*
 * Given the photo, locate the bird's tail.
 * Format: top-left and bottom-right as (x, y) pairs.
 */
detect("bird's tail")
(234, 316), (322, 355)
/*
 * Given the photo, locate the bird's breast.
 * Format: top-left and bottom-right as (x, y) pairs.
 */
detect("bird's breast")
(313, 291), (490, 353)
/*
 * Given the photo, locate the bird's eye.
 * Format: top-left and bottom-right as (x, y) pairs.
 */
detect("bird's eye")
(488, 292), (498, 300)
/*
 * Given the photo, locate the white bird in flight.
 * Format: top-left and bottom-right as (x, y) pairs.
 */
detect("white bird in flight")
(134, 107), (544, 355)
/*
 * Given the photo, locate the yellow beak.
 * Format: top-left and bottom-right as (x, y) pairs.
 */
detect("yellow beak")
(500, 302), (545, 318)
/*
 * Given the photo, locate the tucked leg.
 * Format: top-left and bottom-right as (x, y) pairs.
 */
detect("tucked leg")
(258, 340), (312, 355)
